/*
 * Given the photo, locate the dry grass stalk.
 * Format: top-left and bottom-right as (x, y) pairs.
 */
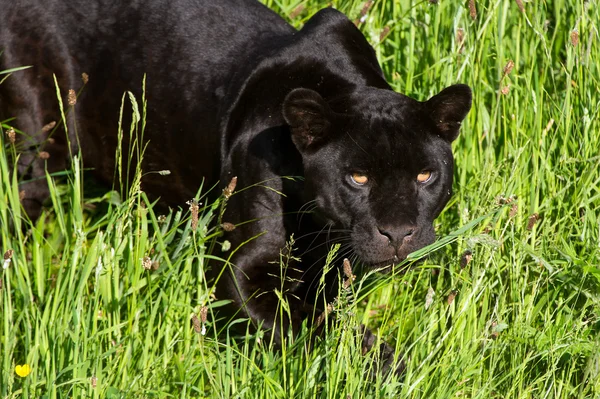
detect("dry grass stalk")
(315, 303), (334, 327)
(515, 0), (525, 13)
(289, 4), (305, 19)
(456, 28), (465, 54)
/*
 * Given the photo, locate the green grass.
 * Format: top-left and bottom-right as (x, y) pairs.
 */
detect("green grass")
(1, 0), (599, 397)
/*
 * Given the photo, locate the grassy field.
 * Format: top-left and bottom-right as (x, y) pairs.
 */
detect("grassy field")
(1, 0), (599, 397)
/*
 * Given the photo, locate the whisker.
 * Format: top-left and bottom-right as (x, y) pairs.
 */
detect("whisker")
(301, 242), (354, 301)
(298, 236), (353, 258)
(297, 200), (318, 225)
(293, 228), (351, 243)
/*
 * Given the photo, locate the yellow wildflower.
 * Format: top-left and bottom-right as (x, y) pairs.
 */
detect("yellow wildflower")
(15, 364), (31, 377)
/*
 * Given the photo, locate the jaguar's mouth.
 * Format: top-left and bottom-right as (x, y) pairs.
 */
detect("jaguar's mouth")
(369, 255), (400, 271)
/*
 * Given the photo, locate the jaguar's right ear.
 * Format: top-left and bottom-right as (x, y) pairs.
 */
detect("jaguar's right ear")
(282, 88), (332, 151)
(426, 84), (472, 142)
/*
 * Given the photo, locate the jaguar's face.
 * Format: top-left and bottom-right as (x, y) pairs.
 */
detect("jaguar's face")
(283, 84), (471, 267)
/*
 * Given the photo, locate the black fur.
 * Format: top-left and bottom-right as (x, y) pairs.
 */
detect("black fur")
(0, 0), (471, 373)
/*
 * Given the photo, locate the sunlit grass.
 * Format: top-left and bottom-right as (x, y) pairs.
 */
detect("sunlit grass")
(1, 0), (599, 397)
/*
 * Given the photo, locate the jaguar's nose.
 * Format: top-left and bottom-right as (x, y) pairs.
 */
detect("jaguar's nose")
(377, 225), (416, 248)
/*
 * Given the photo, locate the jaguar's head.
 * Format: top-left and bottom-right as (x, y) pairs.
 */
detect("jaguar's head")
(283, 84), (472, 267)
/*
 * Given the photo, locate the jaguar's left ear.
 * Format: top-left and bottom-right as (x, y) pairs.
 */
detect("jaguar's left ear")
(426, 84), (472, 142)
(283, 88), (332, 151)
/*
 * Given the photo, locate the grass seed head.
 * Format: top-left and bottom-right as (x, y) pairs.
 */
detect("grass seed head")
(570, 30), (579, 47)
(543, 119), (555, 135)
(68, 89), (77, 106)
(501, 85), (510, 95)
(6, 127), (16, 144)
(191, 314), (202, 334)
(38, 151), (50, 160)
(469, 0), (477, 19)
(527, 213), (540, 230)
(460, 250), (473, 268)
(342, 258), (355, 288)
(354, 0), (373, 25)
(3, 249), (13, 260)
(223, 176), (237, 198)
(503, 60), (515, 77)
(342, 258), (353, 278)
(82, 72), (89, 84)
(447, 290), (458, 305)
(221, 222), (236, 232)
(490, 322), (499, 338)
(379, 26), (390, 42)
(425, 287), (435, 309)
(187, 199), (199, 231)
(509, 202), (518, 218)
(42, 121), (56, 133)
(359, 1), (373, 18)
(221, 240), (231, 252)
(142, 256), (152, 270)
(198, 306), (209, 335)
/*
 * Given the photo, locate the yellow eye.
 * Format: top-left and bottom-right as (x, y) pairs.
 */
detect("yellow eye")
(351, 173), (369, 185)
(417, 171), (432, 183)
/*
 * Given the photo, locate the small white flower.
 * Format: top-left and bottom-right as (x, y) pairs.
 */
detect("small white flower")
(425, 287), (435, 310)
(221, 240), (231, 252)
(95, 257), (103, 277)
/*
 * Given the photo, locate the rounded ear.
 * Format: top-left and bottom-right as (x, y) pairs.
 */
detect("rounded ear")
(426, 84), (472, 142)
(282, 88), (332, 151)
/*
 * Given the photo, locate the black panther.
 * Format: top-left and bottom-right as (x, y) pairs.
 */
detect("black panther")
(0, 0), (471, 373)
